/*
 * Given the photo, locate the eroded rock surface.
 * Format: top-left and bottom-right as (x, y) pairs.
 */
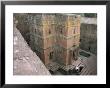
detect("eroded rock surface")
(13, 25), (51, 75)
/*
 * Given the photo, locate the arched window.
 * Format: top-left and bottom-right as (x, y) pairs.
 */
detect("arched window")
(73, 28), (76, 34)
(60, 29), (63, 34)
(49, 29), (51, 34)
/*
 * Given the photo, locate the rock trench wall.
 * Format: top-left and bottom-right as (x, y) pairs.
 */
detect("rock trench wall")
(80, 23), (97, 55)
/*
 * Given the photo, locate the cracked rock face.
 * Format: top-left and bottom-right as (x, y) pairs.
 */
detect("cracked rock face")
(13, 25), (51, 75)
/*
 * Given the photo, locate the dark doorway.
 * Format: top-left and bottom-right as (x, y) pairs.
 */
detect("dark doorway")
(69, 50), (72, 64)
(73, 50), (77, 60)
(49, 52), (53, 60)
(72, 51), (75, 59)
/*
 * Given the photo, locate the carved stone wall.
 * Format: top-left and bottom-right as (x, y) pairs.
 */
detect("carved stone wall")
(80, 23), (97, 54)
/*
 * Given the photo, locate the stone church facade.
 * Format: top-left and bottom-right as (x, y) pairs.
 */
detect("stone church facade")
(15, 13), (80, 72)
(27, 13), (80, 71)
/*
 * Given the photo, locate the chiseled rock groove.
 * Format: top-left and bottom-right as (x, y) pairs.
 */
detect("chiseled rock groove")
(13, 25), (51, 75)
